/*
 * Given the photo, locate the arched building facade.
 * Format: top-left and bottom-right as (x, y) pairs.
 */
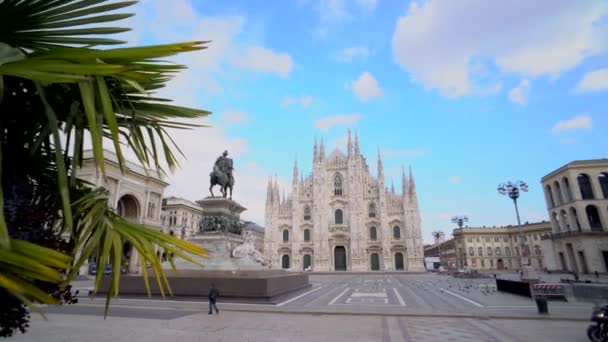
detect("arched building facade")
(541, 159), (608, 274)
(264, 131), (425, 272)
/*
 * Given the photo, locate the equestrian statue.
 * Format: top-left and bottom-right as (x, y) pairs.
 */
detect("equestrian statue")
(209, 150), (234, 199)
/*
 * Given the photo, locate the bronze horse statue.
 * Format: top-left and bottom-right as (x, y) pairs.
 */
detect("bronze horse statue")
(209, 167), (234, 199)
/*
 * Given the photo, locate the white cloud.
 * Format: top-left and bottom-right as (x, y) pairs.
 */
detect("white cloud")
(346, 71), (383, 102)
(575, 69), (608, 93)
(113, 0), (289, 225)
(382, 148), (429, 158)
(329, 134), (349, 151)
(552, 115), (592, 134)
(221, 111), (249, 124)
(300, 95), (314, 108)
(508, 79), (530, 105)
(233, 47), (294, 78)
(392, 1), (608, 97)
(448, 176), (461, 184)
(334, 47), (369, 62)
(315, 114), (362, 130)
(281, 96), (295, 107)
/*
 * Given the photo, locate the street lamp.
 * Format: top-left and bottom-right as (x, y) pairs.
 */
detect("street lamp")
(451, 215), (469, 229)
(431, 230), (443, 269)
(452, 215), (468, 269)
(498, 180), (533, 279)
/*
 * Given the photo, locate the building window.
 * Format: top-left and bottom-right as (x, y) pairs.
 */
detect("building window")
(304, 206), (311, 221)
(282, 255), (290, 269)
(304, 229), (311, 242)
(478, 247), (483, 256)
(587, 205), (603, 231)
(370, 226), (377, 241)
(469, 247), (474, 256)
(505, 247), (511, 256)
(546, 185), (555, 208)
(490, 259), (494, 268)
(467, 238), (472, 243)
(563, 177), (573, 201)
(515, 247), (520, 256)
(335, 209), (343, 224)
(147, 202), (155, 219)
(600, 173), (608, 199)
(534, 245), (541, 256)
(393, 226), (401, 239)
(578, 174), (594, 199)
(485, 237), (490, 242)
(534, 234), (538, 241)
(283, 229), (289, 242)
(476, 237), (480, 242)
(495, 247), (501, 256)
(513, 236), (517, 242)
(481, 259), (485, 268)
(554, 180), (564, 205)
(334, 173), (343, 196)
(503, 237), (508, 242)
(494, 237), (499, 242)
(368, 203), (376, 218)
(487, 247), (493, 256)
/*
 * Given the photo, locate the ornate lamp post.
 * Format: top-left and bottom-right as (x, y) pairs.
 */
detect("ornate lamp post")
(431, 230), (443, 269)
(498, 180), (534, 279)
(452, 215), (469, 269)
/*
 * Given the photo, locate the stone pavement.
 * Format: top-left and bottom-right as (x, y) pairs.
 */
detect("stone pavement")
(9, 309), (590, 342)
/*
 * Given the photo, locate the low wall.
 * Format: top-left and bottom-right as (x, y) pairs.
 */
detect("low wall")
(572, 283), (608, 302)
(496, 279), (532, 297)
(95, 270), (310, 303)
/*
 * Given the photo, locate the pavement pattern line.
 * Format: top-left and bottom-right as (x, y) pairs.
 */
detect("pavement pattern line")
(381, 316), (390, 342)
(393, 288), (406, 306)
(328, 287), (350, 305)
(276, 285), (324, 307)
(396, 317), (413, 342)
(440, 288), (485, 308)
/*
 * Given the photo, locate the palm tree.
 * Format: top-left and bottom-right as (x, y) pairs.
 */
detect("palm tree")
(0, 0), (209, 335)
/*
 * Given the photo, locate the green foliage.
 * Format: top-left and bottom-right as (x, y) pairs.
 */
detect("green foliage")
(0, 0), (212, 336)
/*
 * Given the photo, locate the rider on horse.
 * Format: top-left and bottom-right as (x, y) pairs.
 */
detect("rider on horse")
(210, 150), (234, 199)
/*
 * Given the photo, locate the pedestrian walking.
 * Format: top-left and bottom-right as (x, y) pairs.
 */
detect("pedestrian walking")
(595, 270), (600, 278)
(208, 283), (220, 315)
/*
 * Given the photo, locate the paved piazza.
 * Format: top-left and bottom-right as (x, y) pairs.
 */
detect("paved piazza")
(13, 274), (595, 341)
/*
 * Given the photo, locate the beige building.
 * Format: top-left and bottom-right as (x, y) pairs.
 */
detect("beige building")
(452, 222), (552, 271)
(161, 196), (203, 240)
(541, 159), (608, 273)
(424, 238), (457, 270)
(78, 150), (168, 273)
(264, 131), (425, 272)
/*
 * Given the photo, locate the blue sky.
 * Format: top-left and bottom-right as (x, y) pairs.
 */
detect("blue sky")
(123, 0), (608, 243)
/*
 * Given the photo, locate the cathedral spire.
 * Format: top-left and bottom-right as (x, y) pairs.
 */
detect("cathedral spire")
(266, 176), (273, 205)
(313, 136), (318, 164)
(409, 165), (419, 207)
(354, 130), (360, 157)
(402, 165), (409, 196)
(391, 179), (395, 194)
(293, 157), (298, 186)
(377, 148), (384, 181)
(347, 129), (353, 159)
(273, 174), (280, 205)
(320, 137), (325, 161)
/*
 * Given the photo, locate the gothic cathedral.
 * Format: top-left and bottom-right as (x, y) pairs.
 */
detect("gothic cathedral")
(264, 131), (425, 272)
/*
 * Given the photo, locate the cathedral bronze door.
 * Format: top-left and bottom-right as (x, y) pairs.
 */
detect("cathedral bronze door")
(303, 254), (312, 270)
(394, 253), (404, 271)
(334, 246), (347, 271)
(370, 253), (380, 271)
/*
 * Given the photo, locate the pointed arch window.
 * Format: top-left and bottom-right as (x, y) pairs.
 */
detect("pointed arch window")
(304, 229), (311, 242)
(393, 226), (401, 239)
(335, 209), (343, 224)
(283, 229), (289, 242)
(334, 173), (343, 196)
(303, 206), (311, 221)
(370, 226), (377, 241)
(368, 203), (376, 218)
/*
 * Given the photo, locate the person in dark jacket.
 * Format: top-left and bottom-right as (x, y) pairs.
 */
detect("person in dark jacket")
(208, 283), (220, 315)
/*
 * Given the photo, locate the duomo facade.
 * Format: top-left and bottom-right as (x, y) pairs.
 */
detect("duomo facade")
(264, 131), (425, 272)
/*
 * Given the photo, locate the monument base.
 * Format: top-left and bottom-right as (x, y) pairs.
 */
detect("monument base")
(95, 270), (310, 303)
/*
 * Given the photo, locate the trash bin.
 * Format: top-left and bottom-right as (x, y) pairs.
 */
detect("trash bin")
(535, 296), (548, 314)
